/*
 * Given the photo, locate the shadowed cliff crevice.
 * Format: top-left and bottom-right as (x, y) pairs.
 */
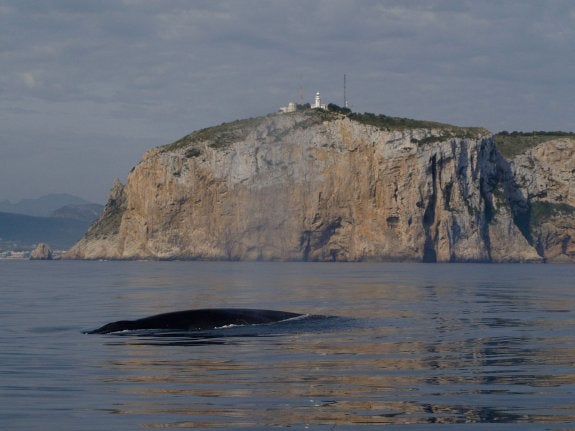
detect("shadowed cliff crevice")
(478, 142), (502, 261)
(494, 155), (533, 246)
(300, 217), (343, 261)
(422, 155), (437, 263)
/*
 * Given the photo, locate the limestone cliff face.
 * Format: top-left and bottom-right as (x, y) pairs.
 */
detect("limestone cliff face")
(67, 110), (571, 262)
(508, 139), (575, 262)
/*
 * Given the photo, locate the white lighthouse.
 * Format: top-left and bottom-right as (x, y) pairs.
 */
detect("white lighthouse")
(280, 91), (327, 114)
(313, 92), (321, 108)
(312, 91), (327, 109)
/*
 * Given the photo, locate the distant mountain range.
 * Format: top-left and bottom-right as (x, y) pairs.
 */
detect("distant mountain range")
(50, 203), (103, 222)
(0, 193), (94, 217)
(0, 194), (103, 251)
(0, 212), (91, 250)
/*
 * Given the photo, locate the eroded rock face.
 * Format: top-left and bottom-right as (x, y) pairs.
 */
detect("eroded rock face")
(509, 139), (575, 262)
(66, 111), (571, 262)
(30, 243), (53, 260)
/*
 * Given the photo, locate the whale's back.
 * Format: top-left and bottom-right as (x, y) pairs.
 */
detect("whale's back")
(87, 308), (303, 334)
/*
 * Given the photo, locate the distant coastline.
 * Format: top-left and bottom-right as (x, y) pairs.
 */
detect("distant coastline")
(0, 195), (102, 258)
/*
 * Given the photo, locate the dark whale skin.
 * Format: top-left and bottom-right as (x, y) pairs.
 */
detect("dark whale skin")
(86, 308), (303, 334)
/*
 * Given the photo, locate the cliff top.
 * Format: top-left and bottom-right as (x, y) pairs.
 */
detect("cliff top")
(159, 108), (575, 163)
(160, 108), (490, 155)
(494, 131), (575, 158)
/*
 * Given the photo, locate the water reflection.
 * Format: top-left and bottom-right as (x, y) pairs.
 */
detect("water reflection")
(88, 263), (575, 429)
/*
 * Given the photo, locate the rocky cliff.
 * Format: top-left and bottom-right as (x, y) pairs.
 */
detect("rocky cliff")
(66, 110), (575, 262)
(506, 138), (575, 262)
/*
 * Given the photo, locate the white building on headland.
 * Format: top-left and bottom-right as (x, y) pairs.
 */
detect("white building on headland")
(280, 91), (327, 113)
(279, 101), (297, 113)
(312, 92), (327, 109)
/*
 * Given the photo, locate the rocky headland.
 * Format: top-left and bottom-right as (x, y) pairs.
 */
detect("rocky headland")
(66, 110), (575, 262)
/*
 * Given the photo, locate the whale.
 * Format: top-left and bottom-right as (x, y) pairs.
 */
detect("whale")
(86, 308), (304, 334)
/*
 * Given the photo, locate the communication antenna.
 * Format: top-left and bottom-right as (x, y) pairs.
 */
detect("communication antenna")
(343, 74), (348, 108)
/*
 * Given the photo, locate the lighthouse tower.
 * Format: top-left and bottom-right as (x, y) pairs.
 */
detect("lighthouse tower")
(281, 91), (326, 113)
(313, 92), (322, 109)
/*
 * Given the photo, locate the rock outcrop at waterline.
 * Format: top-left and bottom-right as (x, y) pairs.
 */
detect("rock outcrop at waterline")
(66, 110), (575, 262)
(30, 243), (53, 260)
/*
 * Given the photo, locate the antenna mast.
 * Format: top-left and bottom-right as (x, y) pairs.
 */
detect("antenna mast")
(343, 74), (348, 108)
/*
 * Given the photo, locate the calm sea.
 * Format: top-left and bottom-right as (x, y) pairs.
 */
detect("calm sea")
(1, 261), (574, 430)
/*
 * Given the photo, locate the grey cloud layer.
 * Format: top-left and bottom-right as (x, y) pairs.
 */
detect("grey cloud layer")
(1, 0), (574, 201)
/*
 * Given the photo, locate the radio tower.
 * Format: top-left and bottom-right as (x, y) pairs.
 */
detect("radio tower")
(343, 74), (348, 108)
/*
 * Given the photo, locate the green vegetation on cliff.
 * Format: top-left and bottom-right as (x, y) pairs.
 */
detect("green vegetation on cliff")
(161, 108), (491, 155)
(82, 180), (126, 241)
(163, 116), (264, 153)
(530, 201), (575, 227)
(348, 112), (489, 142)
(162, 110), (575, 160)
(494, 131), (575, 159)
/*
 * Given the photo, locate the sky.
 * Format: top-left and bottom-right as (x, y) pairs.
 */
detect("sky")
(1, 0), (574, 203)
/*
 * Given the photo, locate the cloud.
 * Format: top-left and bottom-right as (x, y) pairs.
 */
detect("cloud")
(20, 71), (38, 88)
(1, 0), (575, 201)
